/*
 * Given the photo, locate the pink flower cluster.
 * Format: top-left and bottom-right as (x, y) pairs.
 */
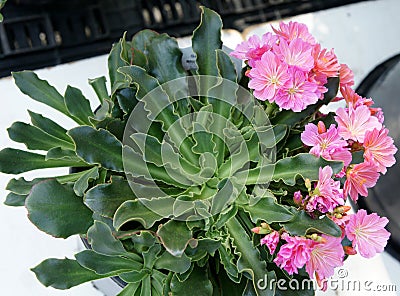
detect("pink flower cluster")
(301, 85), (397, 202)
(256, 209), (390, 289)
(246, 21), (395, 291)
(231, 21), (342, 112)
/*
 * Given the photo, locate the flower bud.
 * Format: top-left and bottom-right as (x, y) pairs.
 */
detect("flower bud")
(343, 246), (357, 255)
(317, 121), (326, 134)
(293, 191), (303, 205)
(305, 178), (312, 191)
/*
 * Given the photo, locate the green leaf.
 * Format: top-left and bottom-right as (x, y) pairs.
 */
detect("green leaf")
(31, 258), (105, 289)
(226, 217), (276, 296)
(116, 87), (138, 115)
(5, 170), (95, 195)
(46, 147), (83, 162)
(85, 176), (135, 218)
(75, 250), (142, 275)
(4, 192), (27, 206)
(117, 283), (141, 296)
(0, 148), (88, 174)
(147, 34), (186, 83)
(89, 76), (108, 103)
(281, 210), (342, 237)
(8, 122), (74, 151)
(73, 166), (99, 196)
(64, 85), (94, 125)
(68, 126), (124, 172)
(157, 220), (193, 257)
(170, 265), (213, 296)
(87, 220), (142, 261)
(12, 71), (69, 115)
(216, 49), (237, 82)
(28, 110), (72, 143)
(155, 251), (191, 274)
(108, 35), (129, 83)
(131, 29), (158, 53)
(239, 154), (343, 186)
(192, 7), (222, 76)
(113, 199), (165, 230)
(241, 197), (294, 224)
(25, 179), (93, 238)
(185, 238), (221, 261)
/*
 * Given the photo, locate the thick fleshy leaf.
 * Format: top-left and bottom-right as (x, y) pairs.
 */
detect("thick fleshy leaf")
(64, 85), (94, 125)
(192, 7), (222, 76)
(5, 170), (93, 195)
(84, 176), (135, 218)
(12, 71), (68, 115)
(87, 221), (142, 262)
(185, 238), (221, 261)
(155, 251), (191, 273)
(31, 258), (105, 289)
(8, 122), (74, 151)
(73, 166), (99, 196)
(0, 148), (88, 174)
(4, 192), (27, 206)
(216, 49), (237, 82)
(117, 283), (141, 296)
(131, 29), (158, 53)
(157, 220), (193, 257)
(113, 199), (165, 230)
(75, 250), (142, 275)
(281, 210), (342, 237)
(25, 179), (93, 238)
(68, 126), (124, 172)
(238, 154), (343, 186)
(108, 35), (130, 91)
(28, 110), (72, 143)
(45, 147), (83, 162)
(170, 265), (213, 296)
(116, 87), (138, 115)
(146, 34), (186, 83)
(226, 217), (276, 296)
(241, 197), (294, 224)
(89, 76), (108, 103)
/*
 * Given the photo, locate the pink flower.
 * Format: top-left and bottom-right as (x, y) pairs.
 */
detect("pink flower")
(307, 166), (344, 213)
(261, 231), (280, 254)
(344, 161), (380, 201)
(275, 67), (319, 112)
(363, 128), (397, 174)
(345, 209), (391, 258)
(248, 51), (290, 102)
(305, 235), (344, 281)
(339, 64), (354, 88)
(274, 38), (315, 71)
(340, 86), (363, 106)
(230, 33), (278, 67)
(312, 44), (340, 77)
(301, 122), (352, 166)
(335, 104), (382, 143)
(272, 21), (316, 45)
(309, 72), (328, 99)
(274, 233), (317, 275)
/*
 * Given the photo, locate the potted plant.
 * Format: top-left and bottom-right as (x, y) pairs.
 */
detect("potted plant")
(1, 7), (396, 296)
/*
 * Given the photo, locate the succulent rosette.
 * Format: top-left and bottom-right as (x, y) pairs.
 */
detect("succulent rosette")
(1, 7), (396, 296)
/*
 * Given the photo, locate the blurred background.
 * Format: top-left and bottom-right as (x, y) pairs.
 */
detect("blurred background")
(0, 0), (400, 295)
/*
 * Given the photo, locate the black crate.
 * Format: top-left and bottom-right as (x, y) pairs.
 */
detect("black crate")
(0, 0), (372, 77)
